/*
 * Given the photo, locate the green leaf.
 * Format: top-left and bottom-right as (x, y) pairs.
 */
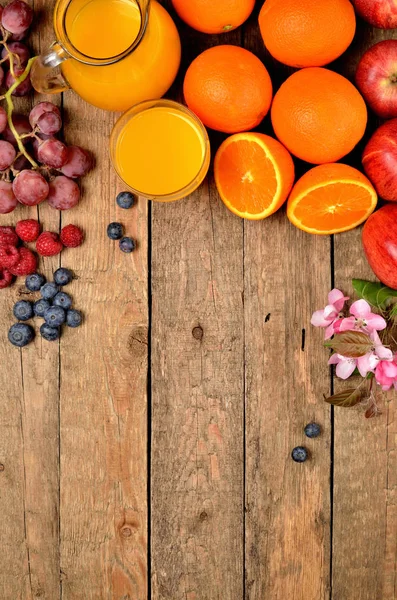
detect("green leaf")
(325, 331), (373, 357)
(352, 279), (397, 310)
(325, 388), (364, 408)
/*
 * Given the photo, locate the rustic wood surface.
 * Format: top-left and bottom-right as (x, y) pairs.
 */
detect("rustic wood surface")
(0, 1), (396, 599)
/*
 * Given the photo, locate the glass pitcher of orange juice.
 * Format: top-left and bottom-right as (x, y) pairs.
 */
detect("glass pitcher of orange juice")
(31, 0), (181, 112)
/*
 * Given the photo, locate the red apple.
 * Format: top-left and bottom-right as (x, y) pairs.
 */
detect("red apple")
(362, 204), (397, 289)
(356, 40), (397, 119)
(352, 0), (397, 29)
(362, 119), (397, 201)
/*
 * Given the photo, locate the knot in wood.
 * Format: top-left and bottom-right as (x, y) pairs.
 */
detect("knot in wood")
(192, 326), (204, 341)
(127, 326), (148, 358)
(0, 464), (4, 472)
(121, 526), (132, 537)
(199, 511), (208, 522)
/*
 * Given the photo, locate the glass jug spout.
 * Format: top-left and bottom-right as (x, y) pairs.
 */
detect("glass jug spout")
(31, 42), (70, 95)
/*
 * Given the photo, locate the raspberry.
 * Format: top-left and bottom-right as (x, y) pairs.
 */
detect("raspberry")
(36, 232), (63, 257)
(0, 226), (18, 247)
(0, 245), (20, 269)
(0, 268), (14, 289)
(16, 219), (40, 243)
(9, 247), (37, 276)
(60, 224), (84, 248)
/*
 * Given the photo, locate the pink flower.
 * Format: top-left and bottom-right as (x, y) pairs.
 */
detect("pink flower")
(371, 330), (393, 361)
(329, 352), (378, 379)
(311, 289), (349, 339)
(375, 358), (397, 391)
(339, 299), (386, 333)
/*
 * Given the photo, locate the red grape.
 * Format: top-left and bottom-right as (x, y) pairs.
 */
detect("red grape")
(48, 176), (80, 210)
(2, 1), (33, 35)
(1, 41), (30, 68)
(37, 112), (62, 135)
(37, 138), (68, 169)
(0, 66), (4, 88)
(29, 102), (61, 128)
(0, 107), (8, 134)
(6, 66), (32, 96)
(61, 145), (94, 178)
(12, 154), (30, 171)
(10, 30), (28, 41)
(0, 181), (17, 214)
(2, 114), (31, 146)
(13, 170), (49, 206)
(0, 140), (17, 170)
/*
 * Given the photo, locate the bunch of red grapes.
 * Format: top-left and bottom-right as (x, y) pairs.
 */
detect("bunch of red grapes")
(0, 0), (94, 215)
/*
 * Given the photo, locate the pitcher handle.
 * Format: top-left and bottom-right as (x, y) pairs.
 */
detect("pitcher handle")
(30, 42), (70, 95)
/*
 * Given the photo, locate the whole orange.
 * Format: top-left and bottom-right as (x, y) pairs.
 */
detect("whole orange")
(259, 0), (356, 68)
(183, 45), (273, 134)
(271, 68), (367, 164)
(172, 0), (255, 34)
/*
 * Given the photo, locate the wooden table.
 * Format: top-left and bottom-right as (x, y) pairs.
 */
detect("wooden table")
(0, 1), (396, 598)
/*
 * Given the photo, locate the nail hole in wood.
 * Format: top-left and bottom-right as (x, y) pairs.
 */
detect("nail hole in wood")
(199, 511), (208, 521)
(301, 328), (306, 351)
(265, 313), (271, 323)
(192, 326), (204, 341)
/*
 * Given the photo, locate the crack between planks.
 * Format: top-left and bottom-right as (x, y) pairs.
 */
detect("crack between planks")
(242, 218), (246, 600)
(329, 234), (335, 600)
(147, 199), (153, 600)
(19, 351), (33, 598)
(59, 91), (64, 600)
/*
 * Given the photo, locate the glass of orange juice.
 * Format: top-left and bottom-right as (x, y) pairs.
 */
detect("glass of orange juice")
(110, 100), (211, 202)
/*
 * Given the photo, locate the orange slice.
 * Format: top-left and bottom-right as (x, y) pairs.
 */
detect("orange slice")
(287, 163), (377, 235)
(214, 132), (295, 220)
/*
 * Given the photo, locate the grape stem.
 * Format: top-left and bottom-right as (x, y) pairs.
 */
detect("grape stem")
(4, 56), (38, 168)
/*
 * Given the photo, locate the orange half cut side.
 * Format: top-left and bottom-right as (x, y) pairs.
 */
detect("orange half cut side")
(214, 132), (295, 220)
(287, 163), (378, 235)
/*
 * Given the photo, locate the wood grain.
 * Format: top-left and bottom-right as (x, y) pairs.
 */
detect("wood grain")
(243, 10), (332, 600)
(151, 179), (245, 600)
(58, 95), (148, 596)
(0, 2), (61, 597)
(332, 23), (397, 600)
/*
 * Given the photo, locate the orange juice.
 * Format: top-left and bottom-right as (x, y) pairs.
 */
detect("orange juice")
(60, 0), (181, 111)
(111, 100), (210, 200)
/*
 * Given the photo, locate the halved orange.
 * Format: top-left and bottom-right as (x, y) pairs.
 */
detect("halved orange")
(287, 163), (377, 235)
(214, 132), (295, 220)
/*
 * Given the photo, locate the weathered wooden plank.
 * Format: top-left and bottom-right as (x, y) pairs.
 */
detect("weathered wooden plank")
(332, 24), (397, 600)
(0, 1), (61, 597)
(151, 179), (245, 600)
(57, 84), (148, 598)
(243, 11), (332, 600)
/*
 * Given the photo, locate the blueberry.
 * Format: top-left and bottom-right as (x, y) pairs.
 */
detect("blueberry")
(53, 292), (72, 310)
(66, 309), (82, 328)
(291, 447), (308, 463)
(107, 222), (123, 240)
(116, 191), (136, 209)
(33, 298), (51, 318)
(40, 323), (60, 342)
(44, 305), (66, 327)
(53, 267), (73, 287)
(25, 273), (46, 292)
(304, 423), (321, 438)
(119, 236), (136, 253)
(8, 323), (35, 347)
(40, 282), (58, 300)
(13, 300), (33, 321)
